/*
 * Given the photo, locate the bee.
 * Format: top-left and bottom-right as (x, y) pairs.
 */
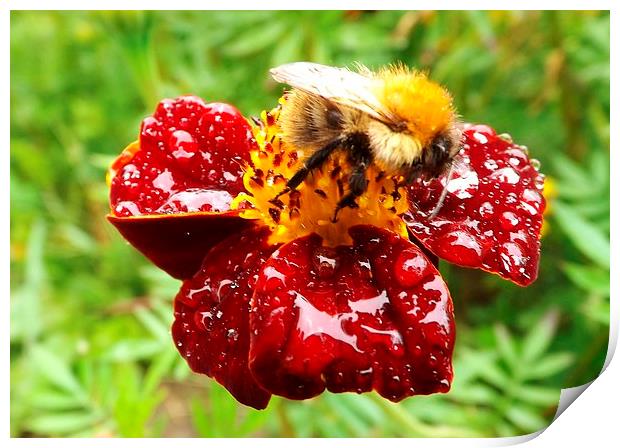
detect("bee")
(270, 62), (463, 221)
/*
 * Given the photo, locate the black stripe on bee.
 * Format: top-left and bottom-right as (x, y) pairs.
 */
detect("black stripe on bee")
(314, 189), (328, 199)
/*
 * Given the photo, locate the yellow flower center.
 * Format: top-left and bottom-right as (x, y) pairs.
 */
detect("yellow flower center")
(231, 100), (409, 246)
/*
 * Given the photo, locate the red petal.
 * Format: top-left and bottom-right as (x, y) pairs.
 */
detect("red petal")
(110, 96), (254, 217)
(171, 226), (277, 410)
(249, 225), (455, 402)
(108, 96), (258, 279)
(108, 212), (254, 280)
(404, 125), (546, 286)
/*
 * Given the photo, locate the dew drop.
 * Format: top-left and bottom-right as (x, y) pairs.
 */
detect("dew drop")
(227, 328), (239, 341)
(446, 169), (479, 199)
(169, 129), (197, 161)
(262, 266), (288, 291)
(498, 133), (513, 143)
(152, 169), (175, 193)
(534, 174), (546, 191)
(489, 167), (520, 184)
(473, 131), (489, 144)
(353, 257), (373, 280)
(436, 230), (483, 265)
(484, 159), (499, 171)
(478, 201), (495, 219)
(521, 189), (544, 215)
(499, 242), (526, 275)
(394, 248), (429, 287)
(499, 211), (520, 230)
(312, 246), (339, 279)
(530, 158), (541, 171)
(505, 192), (518, 205)
(509, 157), (522, 167)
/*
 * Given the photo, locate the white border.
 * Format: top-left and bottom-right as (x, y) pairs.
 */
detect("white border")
(4, 2), (617, 446)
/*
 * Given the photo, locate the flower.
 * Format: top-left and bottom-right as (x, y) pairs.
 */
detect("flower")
(107, 95), (546, 410)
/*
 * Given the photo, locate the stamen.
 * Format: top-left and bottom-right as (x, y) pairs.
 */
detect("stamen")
(232, 102), (410, 246)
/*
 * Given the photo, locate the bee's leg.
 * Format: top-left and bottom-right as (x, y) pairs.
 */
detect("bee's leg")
(273, 137), (343, 201)
(331, 165), (369, 223)
(331, 139), (372, 222)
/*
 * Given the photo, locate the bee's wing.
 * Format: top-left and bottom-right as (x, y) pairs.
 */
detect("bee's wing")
(270, 62), (397, 124)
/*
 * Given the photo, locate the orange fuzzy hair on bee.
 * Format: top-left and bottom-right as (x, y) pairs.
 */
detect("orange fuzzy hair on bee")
(374, 65), (456, 147)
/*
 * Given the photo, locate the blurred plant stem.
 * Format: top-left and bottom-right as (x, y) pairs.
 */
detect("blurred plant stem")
(563, 329), (609, 388)
(98, 12), (160, 108)
(547, 12), (586, 161)
(276, 400), (295, 437)
(368, 393), (479, 437)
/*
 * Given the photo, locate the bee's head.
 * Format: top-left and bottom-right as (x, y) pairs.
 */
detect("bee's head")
(376, 65), (457, 149)
(423, 126), (463, 178)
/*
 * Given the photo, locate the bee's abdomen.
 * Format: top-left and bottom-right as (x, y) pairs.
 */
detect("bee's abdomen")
(280, 89), (344, 151)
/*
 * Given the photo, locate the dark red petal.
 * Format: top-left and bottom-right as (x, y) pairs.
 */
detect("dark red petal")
(107, 212), (254, 280)
(249, 225), (455, 402)
(110, 96), (255, 217)
(108, 96), (258, 279)
(404, 125), (546, 286)
(171, 226), (277, 410)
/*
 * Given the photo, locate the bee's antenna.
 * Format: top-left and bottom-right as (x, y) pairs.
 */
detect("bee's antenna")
(428, 163), (454, 220)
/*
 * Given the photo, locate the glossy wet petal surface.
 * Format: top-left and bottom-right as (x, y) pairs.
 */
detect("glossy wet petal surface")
(107, 97), (258, 279)
(171, 226), (276, 409)
(108, 212), (254, 280)
(249, 225), (455, 401)
(404, 125), (546, 286)
(110, 96), (254, 216)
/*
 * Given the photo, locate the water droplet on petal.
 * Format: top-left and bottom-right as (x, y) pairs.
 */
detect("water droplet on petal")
(473, 131), (489, 144)
(394, 249), (430, 287)
(500, 211), (520, 230)
(520, 189), (544, 216)
(169, 129), (197, 161)
(498, 133), (513, 143)
(353, 257), (373, 280)
(262, 266), (288, 291)
(484, 159), (499, 171)
(436, 229), (483, 265)
(489, 167), (520, 184)
(447, 169), (479, 199)
(312, 246), (339, 279)
(152, 169), (175, 193)
(534, 174), (546, 191)
(478, 201), (495, 218)
(499, 242), (526, 275)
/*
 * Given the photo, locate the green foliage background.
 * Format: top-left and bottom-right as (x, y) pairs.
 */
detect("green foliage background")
(10, 11), (610, 437)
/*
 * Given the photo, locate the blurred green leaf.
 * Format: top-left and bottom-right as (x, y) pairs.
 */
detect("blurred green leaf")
(494, 324), (520, 369)
(32, 390), (89, 411)
(28, 411), (102, 435)
(102, 339), (164, 361)
(30, 346), (87, 400)
(524, 353), (574, 380)
(505, 406), (547, 433)
(224, 22), (288, 58)
(516, 385), (560, 406)
(562, 262), (610, 296)
(552, 201), (610, 269)
(521, 311), (558, 363)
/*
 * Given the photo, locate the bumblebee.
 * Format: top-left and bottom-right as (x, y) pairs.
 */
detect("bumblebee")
(270, 62), (463, 220)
